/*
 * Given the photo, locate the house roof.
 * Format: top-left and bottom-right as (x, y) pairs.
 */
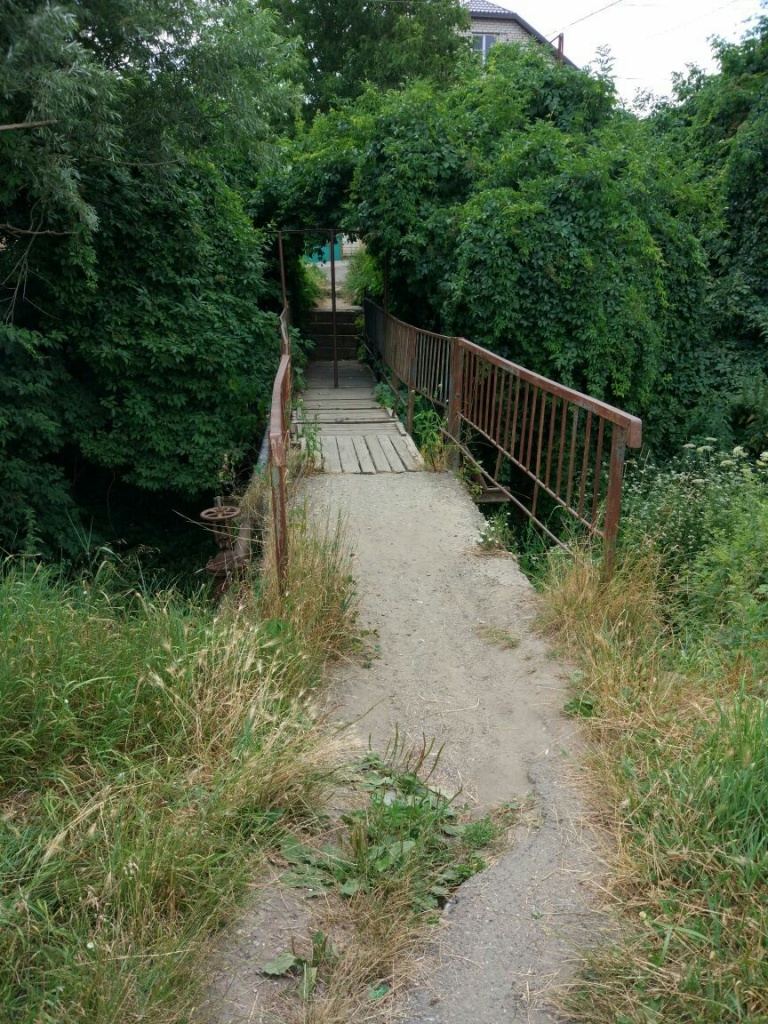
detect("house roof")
(463, 2), (578, 69)
(465, 0), (519, 13)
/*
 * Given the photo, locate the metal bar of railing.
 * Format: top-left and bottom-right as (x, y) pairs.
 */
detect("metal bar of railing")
(364, 299), (642, 570)
(267, 310), (292, 592)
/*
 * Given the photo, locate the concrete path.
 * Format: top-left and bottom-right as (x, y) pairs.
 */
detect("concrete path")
(305, 471), (607, 1024)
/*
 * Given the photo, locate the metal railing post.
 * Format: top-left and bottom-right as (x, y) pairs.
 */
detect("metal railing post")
(447, 337), (463, 444)
(330, 228), (338, 389)
(406, 327), (417, 435)
(602, 427), (627, 579)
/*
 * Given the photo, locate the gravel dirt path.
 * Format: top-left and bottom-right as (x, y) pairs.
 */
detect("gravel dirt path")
(304, 471), (608, 1024)
(203, 469), (608, 1024)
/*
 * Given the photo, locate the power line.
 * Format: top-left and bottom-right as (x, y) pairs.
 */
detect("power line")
(547, 0), (628, 37)
(641, 0), (755, 42)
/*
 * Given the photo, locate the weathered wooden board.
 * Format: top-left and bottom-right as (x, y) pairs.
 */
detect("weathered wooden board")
(352, 437), (377, 474)
(363, 435), (393, 473)
(320, 436), (342, 474)
(336, 436), (362, 474)
(378, 435), (407, 473)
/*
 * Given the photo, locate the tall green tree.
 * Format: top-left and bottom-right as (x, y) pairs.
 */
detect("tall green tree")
(285, 43), (717, 448)
(648, 12), (768, 449)
(261, 0), (470, 113)
(0, 1), (299, 555)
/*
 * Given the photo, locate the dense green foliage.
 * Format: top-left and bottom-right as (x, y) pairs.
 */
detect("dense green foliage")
(285, 28), (768, 453)
(648, 20), (768, 452)
(260, 0), (470, 114)
(1, 0), (297, 556)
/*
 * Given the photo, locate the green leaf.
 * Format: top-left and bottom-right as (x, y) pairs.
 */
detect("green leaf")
(281, 868), (332, 893)
(261, 951), (300, 976)
(299, 964), (318, 1001)
(281, 837), (320, 865)
(441, 823), (466, 837)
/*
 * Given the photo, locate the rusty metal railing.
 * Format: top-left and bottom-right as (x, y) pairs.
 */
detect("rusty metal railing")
(365, 300), (642, 571)
(268, 308), (292, 591)
(201, 307), (291, 597)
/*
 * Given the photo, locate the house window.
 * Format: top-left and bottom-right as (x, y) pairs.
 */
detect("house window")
(472, 33), (496, 61)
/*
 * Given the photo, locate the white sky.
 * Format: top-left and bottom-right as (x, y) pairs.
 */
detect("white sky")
(493, 1), (764, 102)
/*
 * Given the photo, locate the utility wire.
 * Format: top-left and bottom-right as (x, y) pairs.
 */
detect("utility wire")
(641, 0), (754, 42)
(547, 0), (628, 37)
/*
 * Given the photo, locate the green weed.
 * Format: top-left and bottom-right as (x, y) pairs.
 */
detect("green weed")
(0, 502), (360, 1024)
(258, 733), (520, 1019)
(475, 623), (521, 649)
(372, 381), (397, 410)
(476, 508), (513, 551)
(541, 448), (768, 1023)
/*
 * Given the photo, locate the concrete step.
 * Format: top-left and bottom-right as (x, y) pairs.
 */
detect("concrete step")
(309, 309), (360, 325)
(306, 324), (359, 339)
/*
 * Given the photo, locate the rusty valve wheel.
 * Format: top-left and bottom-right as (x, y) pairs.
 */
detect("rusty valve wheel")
(200, 505), (241, 550)
(200, 505), (240, 524)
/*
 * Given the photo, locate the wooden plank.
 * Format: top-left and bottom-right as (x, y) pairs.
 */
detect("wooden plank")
(317, 424), (400, 435)
(391, 436), (421, 472)
(336, 435), (362, 473)
(352, 437), (377, 474)
(309, 410), (392, 423)
(378, 435), (407, 473)
(364, 435), (392, 473)
(306, 389), (374, 397)
(303, 396), (379, 405)
(400, 434), (424, 469)
(321, 436), (342, 474)
(306, 369), (372, 381)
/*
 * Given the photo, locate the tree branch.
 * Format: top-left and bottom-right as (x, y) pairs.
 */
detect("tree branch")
(0, 223), (73, 237)
(0, 120), (57, 132)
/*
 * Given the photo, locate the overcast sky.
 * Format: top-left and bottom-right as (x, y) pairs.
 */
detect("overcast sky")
(494, 1), (764, 102)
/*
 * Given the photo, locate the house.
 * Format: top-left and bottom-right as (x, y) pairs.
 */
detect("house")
(463, 1), (577, 68)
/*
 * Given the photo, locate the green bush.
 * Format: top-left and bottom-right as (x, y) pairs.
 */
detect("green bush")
(687, 471), (768, 646)
(345, 247), (383, 305)
(620, 444), (765, 581)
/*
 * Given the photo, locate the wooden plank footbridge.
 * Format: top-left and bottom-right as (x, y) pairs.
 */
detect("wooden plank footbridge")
(297, 361), (423, 474)
(259, 230), (643, 591)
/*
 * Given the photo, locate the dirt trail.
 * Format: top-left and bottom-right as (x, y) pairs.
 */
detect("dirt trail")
(203, 469), (607, 1024)
(304, 471), (607, 1023)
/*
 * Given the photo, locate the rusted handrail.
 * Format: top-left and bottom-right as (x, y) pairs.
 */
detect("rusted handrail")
(267, 308), (292, 591)
(365, 300), (642, 572)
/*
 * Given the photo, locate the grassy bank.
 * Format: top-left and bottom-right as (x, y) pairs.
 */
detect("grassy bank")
(0, 506), (359, 1024)
(540, 446), (768, 1023)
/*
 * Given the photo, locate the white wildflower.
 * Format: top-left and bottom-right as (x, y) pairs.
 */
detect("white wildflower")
(682, 443), (696, 449)
(732, 445), (747, 458)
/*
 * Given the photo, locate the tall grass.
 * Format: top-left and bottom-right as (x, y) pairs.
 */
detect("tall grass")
(0, 508), (359, 1024)
(540, 447), (768, 1023)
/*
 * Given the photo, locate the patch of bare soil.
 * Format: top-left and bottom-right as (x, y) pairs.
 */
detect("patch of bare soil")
(201, 471), (609, 1024)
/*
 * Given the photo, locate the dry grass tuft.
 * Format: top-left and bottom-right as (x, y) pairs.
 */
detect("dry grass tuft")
(540, 546), (768, 1023)
(475, 623), (521, 649)
(0, 487), (363, 1024)
(253, 501), (363, 675)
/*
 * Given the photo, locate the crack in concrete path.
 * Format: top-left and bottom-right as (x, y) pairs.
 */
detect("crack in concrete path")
(305, 471), (609, 1024)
